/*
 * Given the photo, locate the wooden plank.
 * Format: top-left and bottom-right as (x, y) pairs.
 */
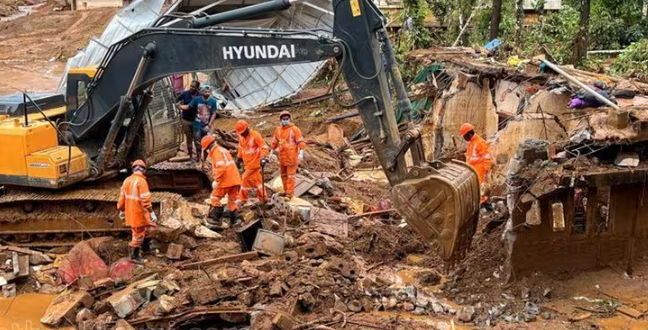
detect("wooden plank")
(179, 251), (259, 270)
(617, 305), (644, 319)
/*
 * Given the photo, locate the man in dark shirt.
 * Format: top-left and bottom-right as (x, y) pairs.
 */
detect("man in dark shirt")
(180, 84), (218, 163)
(176, 80), (200, 160)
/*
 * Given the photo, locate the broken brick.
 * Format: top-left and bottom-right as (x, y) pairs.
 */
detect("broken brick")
(75, 308), (95, 324)
(78, 276), (94, 290)
(153, 280), (180, 299)
(93, 277), (115, 289)
(272, 312), (296, 330)
(298, 292), (316, 312)
(326, 257), (357, 278)
(297, 242), (327, 259)
(282, 251), (299, 263)
(166, 243), (184, 260)
(270, 280), (285, 297)
(154, 295), (176, 316)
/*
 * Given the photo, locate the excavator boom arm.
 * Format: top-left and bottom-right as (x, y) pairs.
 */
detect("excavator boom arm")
(62, 0), (480, 263)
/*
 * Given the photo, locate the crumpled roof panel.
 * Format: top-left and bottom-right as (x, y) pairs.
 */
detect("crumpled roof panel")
(216, 0), (334, 111)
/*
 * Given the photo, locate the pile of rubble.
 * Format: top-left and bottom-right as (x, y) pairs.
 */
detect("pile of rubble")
(8, 202), (455, 330)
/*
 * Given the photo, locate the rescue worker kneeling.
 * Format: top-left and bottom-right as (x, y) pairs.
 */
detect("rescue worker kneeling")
(117, 160), (158, 263)
(202, 135), (242, 228)
(459, 123), (493, 204)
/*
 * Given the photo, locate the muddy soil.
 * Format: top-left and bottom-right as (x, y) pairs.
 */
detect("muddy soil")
(0, 2), (117, 94)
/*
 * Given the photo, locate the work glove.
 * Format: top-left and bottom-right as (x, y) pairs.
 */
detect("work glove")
(118, 211), (125, 220)
(150, 212), (158, 224)
(268, 151), (278, 163)
(298, 150), (304, 162)
(568, 98), (584, 109)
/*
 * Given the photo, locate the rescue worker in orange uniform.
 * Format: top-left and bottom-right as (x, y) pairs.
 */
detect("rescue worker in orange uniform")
(202, 135), (242, 228)
(460, 123), (493, 203)
(270, 111), (306, 200)
(235, 120), (270, 205)
(117, 160), (158, 263)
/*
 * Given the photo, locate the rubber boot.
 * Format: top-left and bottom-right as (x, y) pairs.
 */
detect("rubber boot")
(206, 206), (224, 228)
(129, 247), (142, 263)
(229, 209), (241, 227)
(141, 237), (152, 255)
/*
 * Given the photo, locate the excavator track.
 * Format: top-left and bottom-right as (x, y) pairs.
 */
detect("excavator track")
(147, 161), (210, 194)
(0, 187), (182, 247)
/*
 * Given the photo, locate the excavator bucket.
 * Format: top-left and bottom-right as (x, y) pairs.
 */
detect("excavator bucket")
(391, 160), (480, 263)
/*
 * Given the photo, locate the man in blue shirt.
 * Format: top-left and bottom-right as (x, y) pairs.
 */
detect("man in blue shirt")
(176, 80), (200, 160)
(180, 84), (217, 162)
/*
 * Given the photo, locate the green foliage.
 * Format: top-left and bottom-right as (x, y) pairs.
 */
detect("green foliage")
(611, 39), (648, 80)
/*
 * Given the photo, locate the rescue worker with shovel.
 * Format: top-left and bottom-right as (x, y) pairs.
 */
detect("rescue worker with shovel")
(202, 135), (242, 228)
(460, 123), (492, 204)
(117, 160), (158, 263)
(235, 120), (270, 205)
(270, 111), (306, 200)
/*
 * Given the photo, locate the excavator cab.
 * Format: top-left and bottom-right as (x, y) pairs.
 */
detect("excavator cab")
(65, 66), (96, 114)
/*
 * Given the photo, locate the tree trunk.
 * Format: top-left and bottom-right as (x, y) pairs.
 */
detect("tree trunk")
(514, 0), (524, 45)
(490, 0), (503, 40)
(643, 0), (647, 19)
(574, 0), (590, 64)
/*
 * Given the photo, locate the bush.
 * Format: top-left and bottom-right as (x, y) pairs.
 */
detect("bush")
(611, 39), (648, 81)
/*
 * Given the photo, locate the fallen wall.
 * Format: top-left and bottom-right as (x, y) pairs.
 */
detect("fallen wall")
(431, 76), (499, 158)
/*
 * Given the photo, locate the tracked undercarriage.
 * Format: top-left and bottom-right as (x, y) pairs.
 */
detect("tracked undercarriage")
(0, 187), (183, 247)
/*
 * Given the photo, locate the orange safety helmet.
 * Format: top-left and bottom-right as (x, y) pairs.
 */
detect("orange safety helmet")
(459, 123), (475, 136)
(132, 159), (146, 168)
(279, 110), (291, 119)
(201, 135), (217, 150)
(235, 120), (249, 134)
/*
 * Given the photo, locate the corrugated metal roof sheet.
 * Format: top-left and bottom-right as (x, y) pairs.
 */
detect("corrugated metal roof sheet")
(59, 0), (332, 111)
(207, 0), (334, 111)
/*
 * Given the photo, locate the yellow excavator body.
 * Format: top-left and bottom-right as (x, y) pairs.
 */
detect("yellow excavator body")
(0, 118), (88, 189)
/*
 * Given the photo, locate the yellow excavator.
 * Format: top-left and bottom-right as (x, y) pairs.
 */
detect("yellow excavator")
(0, 0), (480, 262)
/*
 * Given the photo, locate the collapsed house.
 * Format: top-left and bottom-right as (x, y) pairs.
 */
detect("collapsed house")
(408, 48), (648, 278)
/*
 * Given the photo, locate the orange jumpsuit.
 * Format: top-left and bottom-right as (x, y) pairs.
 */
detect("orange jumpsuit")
(117, 173), (154, 248)
(465, 134), (492, 203)
(237, 129), (269, 202)
(209, 144), (242, 211)
(271, 124), (306, 198)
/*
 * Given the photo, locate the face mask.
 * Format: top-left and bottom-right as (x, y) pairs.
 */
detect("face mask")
(281, 119), (290, 126)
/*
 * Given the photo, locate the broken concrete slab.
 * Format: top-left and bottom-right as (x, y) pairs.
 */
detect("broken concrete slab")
(309, 207), (348, 238)
(272, 312), (296, 330)
(41, 290), (94, 326)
